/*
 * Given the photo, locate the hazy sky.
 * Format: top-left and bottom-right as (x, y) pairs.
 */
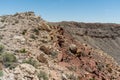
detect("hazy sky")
(0, 0), (120, 23)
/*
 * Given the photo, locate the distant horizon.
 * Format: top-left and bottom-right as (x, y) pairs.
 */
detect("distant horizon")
(1, 11), (120, 24)
(0, 11), (119, 24)
(0, 0), (120, 23)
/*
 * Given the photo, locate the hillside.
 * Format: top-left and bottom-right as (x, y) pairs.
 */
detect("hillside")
(55, 22), (120, 64)
(0, 12), (120, 80)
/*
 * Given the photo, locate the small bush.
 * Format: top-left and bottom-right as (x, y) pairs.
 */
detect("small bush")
(0, 45), (4, 53)
(23, 58), (37, 68)
(2, 53), (17, 68)
(0, 70), (3, 77)
(67, 66), (76, 71)
(89, 78), (95, 80)
(19, 48), (27, 53)
(65, 74), (77, 80)
(4, 62), (17, 69)
(38, 71), (48, 80)
(50, 50), (58, 58)
(68, 74), (77, 80)
(3, 53), (16, 62)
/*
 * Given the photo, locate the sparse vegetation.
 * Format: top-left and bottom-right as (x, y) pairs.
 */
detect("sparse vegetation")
(23, 58), (38, 68)
(67, 66), (76, 71)
(3, 53), (17, 62)
(96, 62), (104, 71)
(2, 52), (17, 69)
(38, 71), (48, 80)
(0, 70), (3, 77)
(0, 44), (4, 53)
(66, 74), (77, 80)
(0, 12), (119, 80)
(49, 50), (58, 58)
(19, 48), (27, 53)
(89, 78), (96, 80)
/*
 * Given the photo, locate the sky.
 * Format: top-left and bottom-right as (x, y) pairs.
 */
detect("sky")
(0, 0), (120, 23)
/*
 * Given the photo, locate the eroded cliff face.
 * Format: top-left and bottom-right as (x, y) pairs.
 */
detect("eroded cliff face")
(56, 21), (120, 64)
(0, 12), (120, 80)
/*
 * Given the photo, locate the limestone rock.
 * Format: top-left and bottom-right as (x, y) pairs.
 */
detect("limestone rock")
(14, 63), (39, 80)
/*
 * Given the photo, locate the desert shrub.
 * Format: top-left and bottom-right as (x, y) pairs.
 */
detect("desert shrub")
(66, 74), (77, 80)
(2, 53), (17, 69)
(4, 62), (17, 69)
(23, 58), (37, 68)
(0, 70), (3, 77)
(49, 50), (58, 58)
(38, 71), (48, 80)
(67, 66), (76, 71)
(3, 53), (16, 62)
(68, 75), (77, 80)
(96, 62), (105, 71)
(0, 45), (4, 53)
(19, 48), (27, 53)
(89, 78), (96, 80)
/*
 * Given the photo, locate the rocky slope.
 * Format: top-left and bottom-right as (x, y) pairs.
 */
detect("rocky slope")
(0, 12), (120, 80)
(55, 22), (120, 64)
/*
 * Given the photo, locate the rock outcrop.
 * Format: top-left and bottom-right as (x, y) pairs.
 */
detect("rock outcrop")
(14, 64), (38, 80)
(58, 21), (120, 64)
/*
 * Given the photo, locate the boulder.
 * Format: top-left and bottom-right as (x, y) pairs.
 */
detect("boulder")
(40, 45), (50, 55)
(69, 44), (77, 54)
(37, 54), (48, 64)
